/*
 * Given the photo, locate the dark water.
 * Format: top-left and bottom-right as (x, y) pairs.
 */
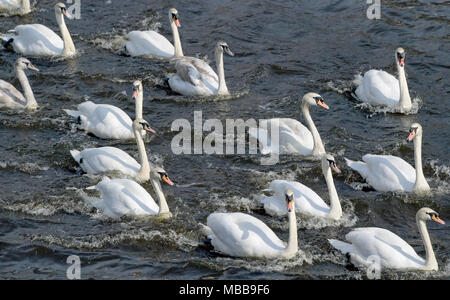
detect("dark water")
(0, 0), (449, 279)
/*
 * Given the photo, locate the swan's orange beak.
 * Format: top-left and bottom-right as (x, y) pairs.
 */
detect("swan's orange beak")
(432, 215), (445, 225)
(145, 126), (156, 134)
(399, 57), (405, 67)
(63, 9), (73, 19)
(173, 17), (181, 27)
(407, 130), (416, 142)
(317, 100), (329, 110)
(132, 90), (139, 99)
(287, 200), (294, 212)
(162, 175), (174, 186)
(331, 164), (341, 174)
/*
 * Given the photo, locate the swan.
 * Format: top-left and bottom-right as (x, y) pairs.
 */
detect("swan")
(0, 0), (31, 16)
(1, 3), (76, 57)
(64, 80), (146, 140)
(124, 8), (183, 58)
(345, 123), (430, 193)
(70, 118), (155, 182)
(168, 41), (234, 96)
(261, 154), (342, 220)
(91, 167), (174, 219)
(248, 92), (328, 156)
(201, 190), (298, 259)
(0, 57), (39, 110)
(329, 207), (445, 271)
(354, 48), (412, 112)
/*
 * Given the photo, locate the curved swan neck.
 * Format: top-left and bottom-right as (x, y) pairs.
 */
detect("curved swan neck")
(215, 50), (229, 95)
(150, 177), (170, 216)
(397, 65), (412, 111)
(301, 102), (325, 156)
(56, 12), (76, 56)
(283, 210), (298, 258)
(323, 166), (342, 220)
(413, 135), (430, 192)
(171, 21), (183, 57)
(134, 129), (150, 182)
(15, 67), (37, 109)
(416, 216), (438, 270)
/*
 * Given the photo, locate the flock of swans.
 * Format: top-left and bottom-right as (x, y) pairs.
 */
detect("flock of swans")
(0, 3), (446, 275)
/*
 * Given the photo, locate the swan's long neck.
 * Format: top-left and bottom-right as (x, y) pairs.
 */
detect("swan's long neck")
(135, 93), (143, 119)
(56, 13), (76, 56)
(170, 21), (183, 57)
(21, 0), (31, 14)
(301, 103), (325, 156)
(412, 135), (430, 192)
(150, 177), (170, 216)
(215, 50), (229, 95)
(16, 67), (38, 109)
(416, 216), (438, 271)
(283, 210), (298, 258)
(324, 167), (342, 220)
(134, 130), (150, 182)
(397, 65), (412, 111)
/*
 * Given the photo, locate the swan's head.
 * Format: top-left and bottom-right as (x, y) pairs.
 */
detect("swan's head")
(396, 47), (406, 68)
(417, 207), (445, 224)
(132, 118), (156, 134)
(302, 92), (329, 109)
(16, 58), (39, 72)
(285, 189), (295, 212)
(55, 3), (72, 19)
(215, 41), (234, 57)
(321, 154), (341, 174)
(407, 123), (422, 142)
(169, 8), (180, 27)
(132, 80), (143, 100)
(151, 167), (174, 186)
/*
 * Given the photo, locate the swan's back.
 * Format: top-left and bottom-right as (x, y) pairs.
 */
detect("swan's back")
(125, 30), (174, 58)
(206, 212), (286, 258)
(356, 70), (400, 106)
(12, 24), (63, 56)
(346, 227), (425, 269)
(0, 79), (26, 109)
(95, 178), (159, 218)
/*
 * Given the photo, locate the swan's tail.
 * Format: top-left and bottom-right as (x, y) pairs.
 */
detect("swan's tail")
(63, 109), (81, 118)
(328, 239), (355, 254)
(199, 223), (213, 238)
(1, 35), (14, 51)
(344, 157), (368, 179)
(353, 74), (364, 87)
(248, 127), (272, 155)
(70, 150), (81, 163)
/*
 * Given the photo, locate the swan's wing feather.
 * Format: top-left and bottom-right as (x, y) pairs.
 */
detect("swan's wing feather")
(124, 30), (174, 58)
(77, 147), (140, 175)
(0, 79), (26, 108)
(11, 24), (63, 56)
(173, 58), (202, 86)
(268, 118), (314, 155)
(361, 154), (415, 192)
(358, 70), (399, 105)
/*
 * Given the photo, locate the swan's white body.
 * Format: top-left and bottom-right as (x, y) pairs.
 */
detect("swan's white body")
(2, 3), (76, 57)
(0, 0), (30, 16)
(124, 8), (183, 58)
(248, 93), (327, 156)
(329, 208), (444, 271)
(202, 191), (298, 259)
(261, 155), (342, 220)
(64, 101), (134, 140)
(0, 58), (38, 110)
(345, 123), (430, 193)
(168, 41), (233, 96)
(91, 168), (173, 219)
(354, 48), (412, 112)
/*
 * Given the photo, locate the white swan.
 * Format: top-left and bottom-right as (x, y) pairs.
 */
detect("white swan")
(261, 154), (342, 220)
(168, 41), (234, 96)
(124, 8), (183, 58)
(91, 167), (174, 219)
(1, 3), (76, 57)
(354, 47), (412, 112)
(345, 123), (430, 193)
(0, 57), (39, 110)
(70, 118), (155, 182)
(64, 80), (146, 140)
(249, 93), (328, 156)
(329, 207), (445, 271)
(201, 190), (298, 259)
(0, 0), (31, 16)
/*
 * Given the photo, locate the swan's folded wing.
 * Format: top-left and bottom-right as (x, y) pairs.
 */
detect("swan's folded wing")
(0, 79), (26, 104)
(363, 70), (399, 105)
(173, 58), (202, 86)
